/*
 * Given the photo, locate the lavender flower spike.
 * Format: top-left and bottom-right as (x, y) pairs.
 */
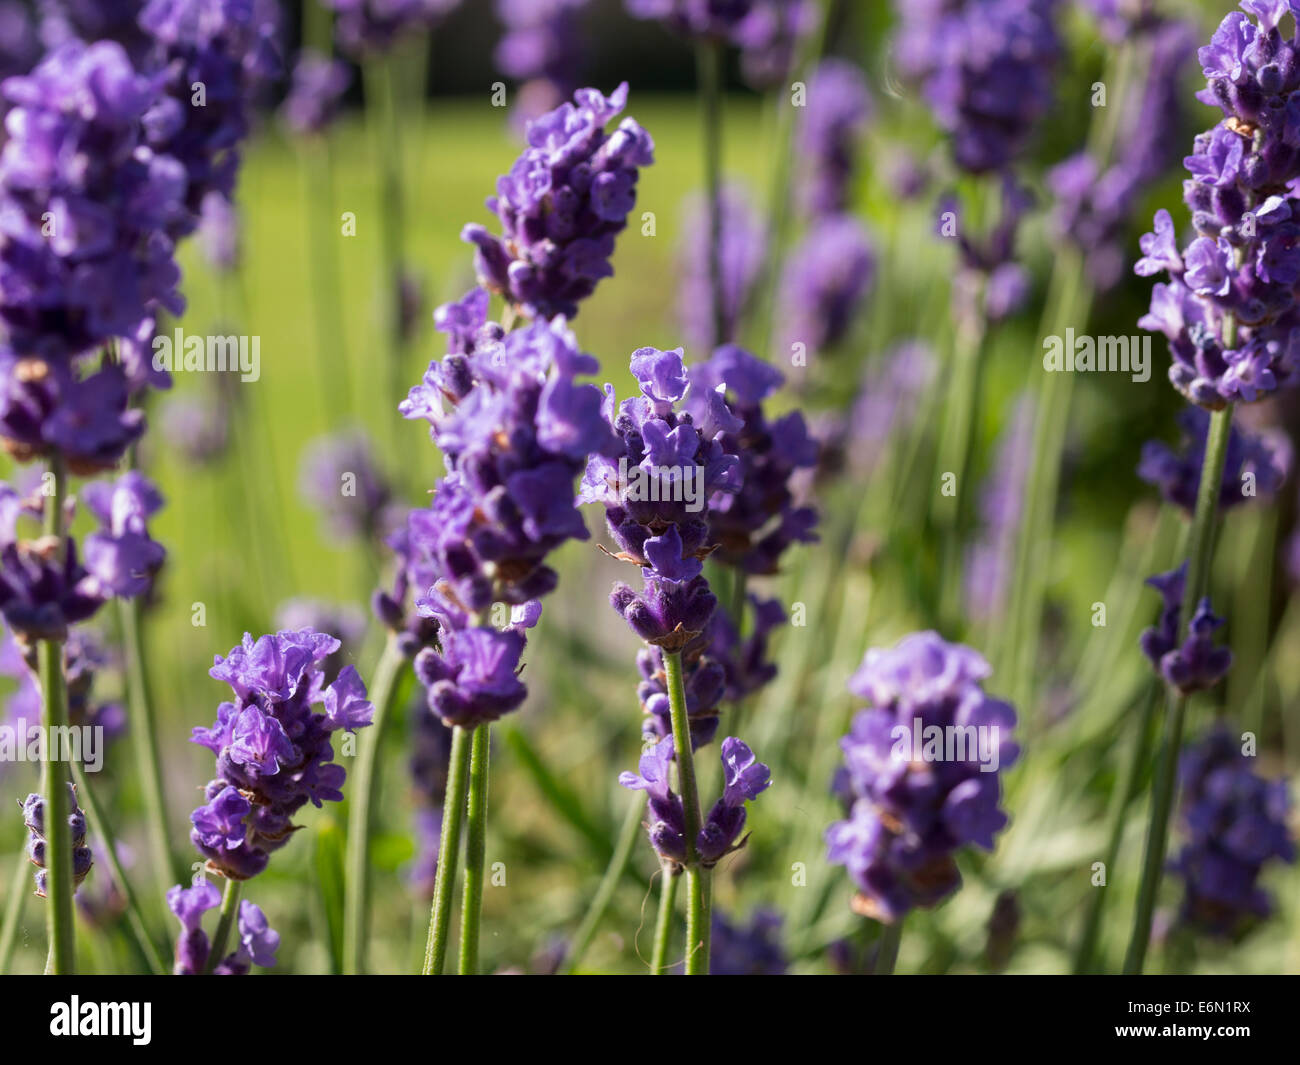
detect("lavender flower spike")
(189, 629), (375, 880)
(21, 783), (93, 897)
(462, 83), (654, 320)
(167, 881), (281, 975)
(827, 632), (1019, 923)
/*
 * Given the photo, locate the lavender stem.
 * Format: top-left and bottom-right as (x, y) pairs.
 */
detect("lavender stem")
(343, 635), (406, 974)
(422, 723), (472, 974)
(873, 920), (902, 975)
(456, 721), (491, 974)
(663, 649), (709, 974)
(121, 594), (179, 908)
(0, 851), (26, 972)
(70, 760), (170, 974)
(1123, 403), (1234, 974)
(39, 456), (75, 974)
(203, 878), (242, 974)
(650, 862), (679, 975)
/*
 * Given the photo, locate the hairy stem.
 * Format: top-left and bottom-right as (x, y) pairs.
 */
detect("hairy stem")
(422, 723), (471, 974)
(203, 878), (241, 974)
(1123, 404), (1234, 974)
(39, 457), (75, 975)
(457, 722), (491, 975)
(70, 761), (170, 975)
(120, 595), (178, 907)
(650, 865), (679, 975)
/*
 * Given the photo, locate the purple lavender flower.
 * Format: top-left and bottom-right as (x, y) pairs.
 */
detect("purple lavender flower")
(795, 58), (872, 216)
(582, 346), (742, 651)
(709, 906), (786, 974)
(893, 0), (1062, 175)
(21, 783), (93, 897)
(1136, 2), (1300, 407)
(494, 0), (588, 127)
(826, 632), (1019, 923)
(81, 471), (166, 600)
(0, 355), (146, 474)
(0, 40), (186, 361)
(0, 485), (103, 642)
(619, 734), (771, 866)
(1170, 726), (1294, 937)
(299, 429), (396, 545)
(462, 83), (654, 321)
(325, 0), (462, 57)
(401, 317), (612, 613)
(964, 396), (1034, 624)
(413, 624), (528, 728)
(166, 881), (280, 974)
(687, 345), (819, 574)
(157, 388), (231, 465)
(62, 628), (127, 748)
(678, 185), (766, 350)
(138, 0), (280, 237)
(778, 214), (875, 359)
(273, 598), (367, 682)
(1048, 16), (1196, 290)
(945, 176), (1035, 327)
(280, 49), (351, 137)
(1139, 563), (1232, 695)
(189, 629), (374, 880)
(1139, 406), (1291, 512)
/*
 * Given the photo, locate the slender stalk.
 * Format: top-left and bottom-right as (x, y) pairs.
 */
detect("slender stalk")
(0, 850), (28, 973)
(120, 595), (177, 905)
(559, 791), (645, 974)
(203, 879), (241, 974)
(935, 297), (988, 632)
(457, 722), (491, 975)
(684, 865), (712, 975)
(70, 761), (169, 975)
(650, 865), (680, 974)
(422, 723), (472, 974)
(696, 40), (726, 349)
(662, 650), (709, 974)
(365, 55), (410, 458)
(342, 636), (406, 974)
(1072, 681), (1159, 974)
(39, 457), (75, 975)
(1123, 404), (1235, 974)
(873, 921), (902, 975)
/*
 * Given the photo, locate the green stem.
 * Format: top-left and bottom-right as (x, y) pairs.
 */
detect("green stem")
(684, 865), (712, 975)
(70, 761), (170, 975)
(0, 850), (28, 973)
(1072, 680), (1159, 974)
(365, 55), (409, 457)
(120, 595), (177, 906)
(203, 879), (241, 974)
(39, 457), (75, 975)
(457, 722), (491, 975)
(696, 39), (726, 349)
(559, 791), (646, 974)
(650, 865), (680, 974)
(935, 300), (987, 632)
(663, 650), (709, 974)
(422, 723), (472, 974)
(1123, 404), (1235, 974)
(342, 636), (406, 974)
(873, 921), (902, 975)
